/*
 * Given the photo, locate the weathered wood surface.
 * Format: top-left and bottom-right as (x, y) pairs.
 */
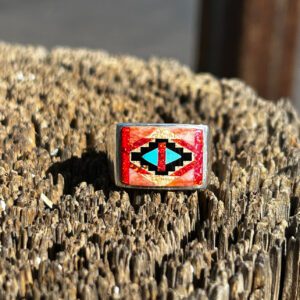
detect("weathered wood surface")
(0, 43), (299, 299)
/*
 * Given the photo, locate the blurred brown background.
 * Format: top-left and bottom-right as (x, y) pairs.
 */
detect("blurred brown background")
(0, 0), (299, 111)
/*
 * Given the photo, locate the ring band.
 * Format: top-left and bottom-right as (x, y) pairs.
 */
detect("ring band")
(107, 123), (211, 190)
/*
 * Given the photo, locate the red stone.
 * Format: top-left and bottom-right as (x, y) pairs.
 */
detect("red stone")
(157, 142), (166, 172)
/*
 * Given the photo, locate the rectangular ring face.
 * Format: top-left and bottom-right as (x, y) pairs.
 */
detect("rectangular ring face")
(117, 124), (209, 189)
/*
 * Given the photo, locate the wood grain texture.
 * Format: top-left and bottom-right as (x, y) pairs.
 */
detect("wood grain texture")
(0, 43), (299, 299)
(197, 0), (300, 101)
(238, 0), (300, 100)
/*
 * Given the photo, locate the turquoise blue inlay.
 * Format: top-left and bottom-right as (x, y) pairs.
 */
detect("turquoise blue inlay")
(142, 148), (158, 166)
(166, 148), (181, 164)
(142, 147), (182, 166)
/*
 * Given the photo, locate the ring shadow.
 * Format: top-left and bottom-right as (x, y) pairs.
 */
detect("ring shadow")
(46, 150), (112, 195)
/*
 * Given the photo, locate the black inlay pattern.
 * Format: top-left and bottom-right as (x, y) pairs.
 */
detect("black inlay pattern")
(131, 139), (192, 175)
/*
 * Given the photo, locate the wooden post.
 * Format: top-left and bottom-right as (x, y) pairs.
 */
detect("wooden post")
(196, 0), (244, 78)
(196, 0), (300, 101)
(0, 43), (299, 299)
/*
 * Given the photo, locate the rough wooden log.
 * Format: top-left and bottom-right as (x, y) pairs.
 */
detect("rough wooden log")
(0, 43), (299, 299)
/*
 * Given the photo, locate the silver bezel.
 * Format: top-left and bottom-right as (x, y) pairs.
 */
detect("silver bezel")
(107, 123), (211, 190)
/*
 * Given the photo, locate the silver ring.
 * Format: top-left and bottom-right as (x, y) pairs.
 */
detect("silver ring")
(106, 123), (211, 190)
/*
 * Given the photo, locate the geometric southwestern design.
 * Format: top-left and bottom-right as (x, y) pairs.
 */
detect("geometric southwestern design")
(120, 125), (205, 188)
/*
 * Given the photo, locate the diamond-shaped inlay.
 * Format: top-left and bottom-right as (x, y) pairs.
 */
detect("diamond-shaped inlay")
(142, 147), (182, 166)
(131, 139), (192, 175)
